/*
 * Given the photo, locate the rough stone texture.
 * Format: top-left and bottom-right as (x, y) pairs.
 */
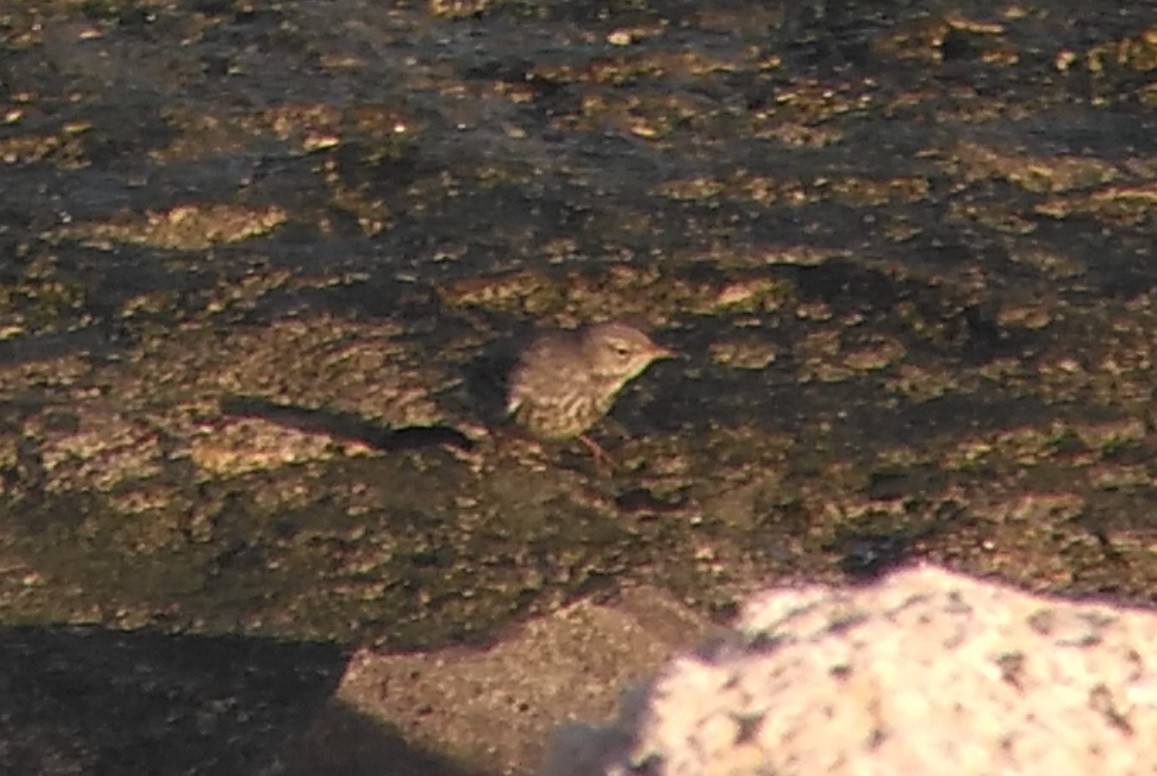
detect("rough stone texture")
(288, 585), (714, 776)
(547, 566), (1157, 776)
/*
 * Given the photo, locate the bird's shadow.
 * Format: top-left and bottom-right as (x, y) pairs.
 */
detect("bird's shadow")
(219, 395), (474, 452)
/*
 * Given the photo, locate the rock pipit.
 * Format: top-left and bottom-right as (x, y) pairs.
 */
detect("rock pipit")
(506, 321), (674, 468)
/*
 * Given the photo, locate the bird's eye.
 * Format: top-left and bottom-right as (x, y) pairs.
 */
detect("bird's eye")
(611, 343), (632, 358)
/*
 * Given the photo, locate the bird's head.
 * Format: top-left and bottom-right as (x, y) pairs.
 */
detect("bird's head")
(582, 322), (674, 384)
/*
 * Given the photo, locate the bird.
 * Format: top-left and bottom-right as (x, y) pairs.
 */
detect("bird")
(505, 321), (674, 468)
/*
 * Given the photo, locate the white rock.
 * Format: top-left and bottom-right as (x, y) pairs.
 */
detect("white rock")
(547, 565), (1157, 776)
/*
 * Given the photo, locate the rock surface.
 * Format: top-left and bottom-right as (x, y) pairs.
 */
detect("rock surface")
(288, 585), (714, 776)
(548, 566), (1157, 776)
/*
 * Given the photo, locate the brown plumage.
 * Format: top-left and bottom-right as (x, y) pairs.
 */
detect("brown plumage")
(506, 322), (673, 458)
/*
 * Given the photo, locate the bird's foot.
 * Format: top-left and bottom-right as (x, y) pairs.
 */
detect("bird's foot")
(578, 434), (616, 475)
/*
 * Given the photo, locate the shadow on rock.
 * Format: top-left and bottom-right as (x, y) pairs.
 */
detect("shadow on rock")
(0, 624), (348, 776)
(285, 701), (496, 776)
(220, 395), (474, 452)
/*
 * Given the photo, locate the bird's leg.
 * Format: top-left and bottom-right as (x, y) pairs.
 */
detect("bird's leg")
(578, 434), (616, 474)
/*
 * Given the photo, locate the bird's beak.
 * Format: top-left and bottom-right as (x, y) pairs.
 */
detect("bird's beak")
(650, 344), (677, 360)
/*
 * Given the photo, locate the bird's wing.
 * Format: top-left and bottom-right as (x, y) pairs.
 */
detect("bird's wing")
(505, 365), (527, 416)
